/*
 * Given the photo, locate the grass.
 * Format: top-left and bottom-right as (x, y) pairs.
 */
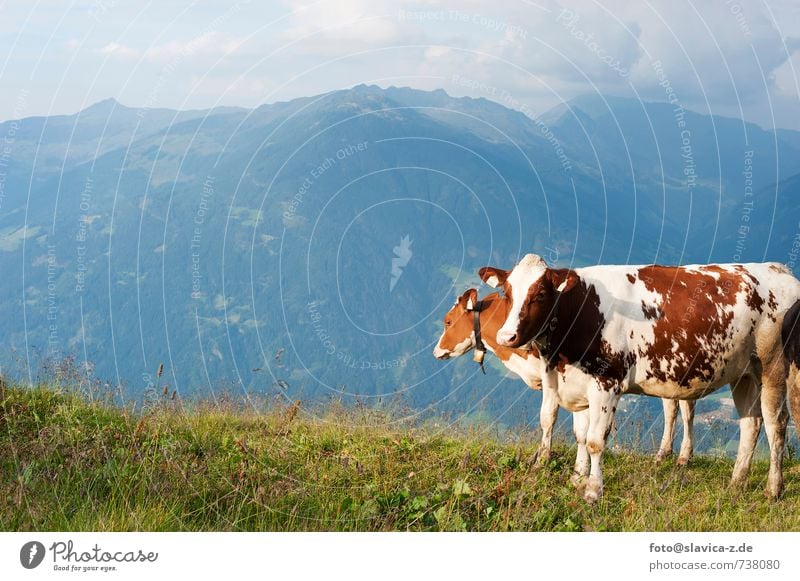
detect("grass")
(1, 382), (800, 531)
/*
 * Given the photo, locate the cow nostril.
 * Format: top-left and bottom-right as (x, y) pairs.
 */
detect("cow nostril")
(497, 331), (517, 345)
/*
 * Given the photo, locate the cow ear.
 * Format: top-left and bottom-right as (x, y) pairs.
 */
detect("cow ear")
(462, 288), (478, 310)
(478, 267), (509, 288)
(550, 269), (579, 293)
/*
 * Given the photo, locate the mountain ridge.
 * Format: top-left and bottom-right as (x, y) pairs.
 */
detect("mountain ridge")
(2, 85), (799, 438)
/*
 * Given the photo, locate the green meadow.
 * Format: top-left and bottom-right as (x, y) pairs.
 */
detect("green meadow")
(1, 382), (799, 531)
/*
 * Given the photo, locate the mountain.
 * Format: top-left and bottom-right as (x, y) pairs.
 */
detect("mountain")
(2, 86), (800, 437)
(539, 94), (800, 264)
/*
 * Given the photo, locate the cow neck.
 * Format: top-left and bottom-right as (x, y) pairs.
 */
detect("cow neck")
(476, 293), (541, 362)
(541, 275), (606, 370)
(530, 300), (560, 356)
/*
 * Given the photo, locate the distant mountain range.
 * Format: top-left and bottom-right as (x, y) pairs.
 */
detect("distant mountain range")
(2, 85), (800, 444)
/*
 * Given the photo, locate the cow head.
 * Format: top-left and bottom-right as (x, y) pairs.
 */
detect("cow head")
(433, 288), (480, 359)
(479, 254), (578, 348)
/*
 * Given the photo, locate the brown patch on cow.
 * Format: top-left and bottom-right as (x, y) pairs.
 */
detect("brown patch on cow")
(505, 268), (579, 351)
(556, 353), (569, 374)
(769, 263), (791, 275)
(731, 266), (765, 314)
(592, 344), (636, 391)
(546, 277), (604, 364)
(761, 291), (777, 322)
(636, 265), (747, 386)
(641, 300), (660, 320)
(745, 288), (765, 314)
(766, 290), (779, 322)
(626, 273), (636, 284)
(586, 441), (603, 455)
(536, 276), (631, 390)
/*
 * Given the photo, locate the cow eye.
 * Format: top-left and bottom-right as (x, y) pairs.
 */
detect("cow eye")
(444, 319), (452, 327)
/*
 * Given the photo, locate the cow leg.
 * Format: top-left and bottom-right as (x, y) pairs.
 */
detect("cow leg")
(583, 386), (620, 504)
(759, 359), (789, 499)
(677, 399), (696, 465)
(655, 398), (678, 462)
(535, 380), (560, 466)
(730, 375), (762, 488)
(788, 364), (800, 450)
(570, 409), (590, 487)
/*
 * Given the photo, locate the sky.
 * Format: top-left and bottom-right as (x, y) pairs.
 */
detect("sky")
(1, 0), (799, 129)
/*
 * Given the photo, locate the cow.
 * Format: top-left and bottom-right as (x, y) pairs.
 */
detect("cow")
(432, 288), (697, 478)
(480, 254), (800, 502)
(782, 299), (800, 427)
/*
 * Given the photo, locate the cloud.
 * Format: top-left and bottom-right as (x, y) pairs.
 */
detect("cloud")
(97, 32), (244, 63)
(623, 1), (788, 104)
(385, 0), (800, 127)
(772, 50), (800, 97)
(217, 1), (800, 127)
(99, 42), (140, 59)
(278, 0), (418, 55)
(144, 32), (244, 61)
(8, 0), (799, 129)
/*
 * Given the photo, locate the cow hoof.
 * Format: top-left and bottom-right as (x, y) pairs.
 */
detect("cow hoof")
(676, 456), (691, 466)
(765, 480), (783, 501)
(535, 448), (551, 468)
(583, 478), (603, 504)
(764, 489), (782, 501)
(583, 487), (601, 504)
(654, 449), (672, 463)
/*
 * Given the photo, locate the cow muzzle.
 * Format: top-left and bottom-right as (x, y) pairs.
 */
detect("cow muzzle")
(433, 346), (450, 360)
(496, 329), (518, 347)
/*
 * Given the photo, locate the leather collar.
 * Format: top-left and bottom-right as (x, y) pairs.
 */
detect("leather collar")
(467, 300), (487, 374)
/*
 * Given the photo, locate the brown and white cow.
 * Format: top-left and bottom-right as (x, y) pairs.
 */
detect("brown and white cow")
(481, 254), (800, 502)
(432, 288), (696, 478)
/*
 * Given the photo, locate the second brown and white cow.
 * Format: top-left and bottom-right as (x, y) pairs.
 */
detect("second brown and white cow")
(480, 254), (800, 502)
(432, 288), (696, 471)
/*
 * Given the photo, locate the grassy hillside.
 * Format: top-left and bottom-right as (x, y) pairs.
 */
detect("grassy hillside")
(1, 383), (799, 531)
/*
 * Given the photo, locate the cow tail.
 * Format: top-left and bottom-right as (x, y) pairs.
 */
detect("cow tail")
(781, 299), (800, 434)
